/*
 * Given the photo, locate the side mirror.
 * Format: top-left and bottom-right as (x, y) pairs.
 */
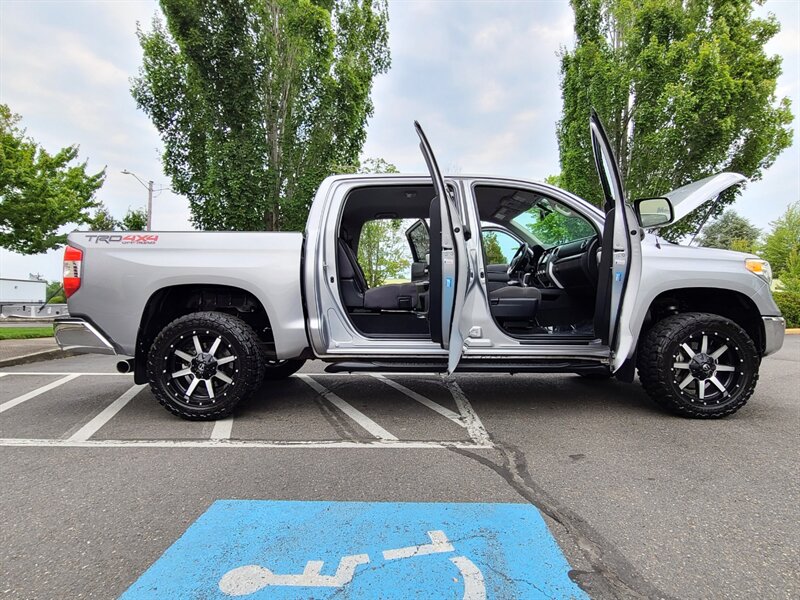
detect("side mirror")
(633, 197), (674, 229)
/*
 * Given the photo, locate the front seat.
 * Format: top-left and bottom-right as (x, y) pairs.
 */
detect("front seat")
(337, 239), (419, 311)
(488, 285), (541, 321)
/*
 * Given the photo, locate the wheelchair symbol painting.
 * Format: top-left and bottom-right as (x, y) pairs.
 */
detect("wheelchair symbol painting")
(120, 500), (588, 599)
(220, 530), (486, 598)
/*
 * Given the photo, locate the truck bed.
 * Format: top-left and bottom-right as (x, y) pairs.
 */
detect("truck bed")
(65, 231), (307, 357)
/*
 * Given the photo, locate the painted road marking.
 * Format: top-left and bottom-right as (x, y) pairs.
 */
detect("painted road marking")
(0, 372), (128, 376)
(370, 373), (466, 425)
(119, 500), (588, 599)
(0, 372), (492, 449)
(0, 438), (492, 449)
(0, 374), (80, 414)
(67, 384), (145, 442)
(210, 417), (234, 440)
(382, 530), (454, 560)
(298, 374), (399, 441)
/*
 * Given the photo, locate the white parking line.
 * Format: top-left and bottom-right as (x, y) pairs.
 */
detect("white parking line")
(443, 378), (492, 446)
(67, 384), (146, 442)
(370, 374), (466, 426)
(0, 438), (491, 449)
(210, 417), (234, 440)
(297, 374), (399, 441)
(0, 374), (81, 414)
(0, 372), (127, 376)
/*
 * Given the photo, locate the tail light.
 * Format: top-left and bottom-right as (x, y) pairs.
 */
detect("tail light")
(63, 245), (83, 298)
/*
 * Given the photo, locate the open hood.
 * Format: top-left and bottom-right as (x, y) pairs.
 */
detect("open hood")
(660, 172), (747, 226)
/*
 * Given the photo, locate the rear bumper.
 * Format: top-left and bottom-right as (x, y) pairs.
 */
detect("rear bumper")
(762, 316), (785, 357)
(53, 318), (117, 355)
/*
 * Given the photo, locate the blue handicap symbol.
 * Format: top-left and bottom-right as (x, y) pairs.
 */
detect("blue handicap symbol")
(120, 500), (588, 599)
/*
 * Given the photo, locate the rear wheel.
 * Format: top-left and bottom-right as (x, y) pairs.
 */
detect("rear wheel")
(638, 312), (758, 418)
(147, 311), (264, 420)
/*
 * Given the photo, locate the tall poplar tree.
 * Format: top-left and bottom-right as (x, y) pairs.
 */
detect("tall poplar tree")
(132, 0), (390, 232)
(557, 0), (793, 239)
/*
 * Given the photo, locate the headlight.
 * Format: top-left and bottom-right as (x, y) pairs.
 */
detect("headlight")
(745, 259), (772, 285)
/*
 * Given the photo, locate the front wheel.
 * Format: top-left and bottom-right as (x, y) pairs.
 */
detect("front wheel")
(637, 312), (759, 418)
(146, 311), (265, 420)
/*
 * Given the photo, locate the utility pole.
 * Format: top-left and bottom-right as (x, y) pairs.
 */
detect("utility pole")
(122, 170), (160, 231)
(146, 179), (154, 231)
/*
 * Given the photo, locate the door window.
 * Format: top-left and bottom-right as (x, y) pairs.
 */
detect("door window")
(481, 230), (521, 264)
(358, 219), (413, 287)
(406, 220), (430, 263)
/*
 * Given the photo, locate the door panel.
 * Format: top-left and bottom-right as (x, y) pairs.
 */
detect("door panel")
(589, 111), (642, 369)
(414, 121), (467, 372)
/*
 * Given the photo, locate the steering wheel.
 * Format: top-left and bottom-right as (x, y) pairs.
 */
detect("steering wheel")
(507, 242), (531, 278)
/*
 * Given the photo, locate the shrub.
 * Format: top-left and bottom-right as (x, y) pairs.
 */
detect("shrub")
(774, 292), (800, 328)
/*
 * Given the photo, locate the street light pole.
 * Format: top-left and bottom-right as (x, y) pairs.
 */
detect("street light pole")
(146, 179), (153, 231)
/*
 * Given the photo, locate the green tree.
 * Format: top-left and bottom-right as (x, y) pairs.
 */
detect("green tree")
(557, 0), (793, 239)
(483, 232), (507, 264)
(357, 219), (411, 286)
(122, 208), (148, 231)
(0, 104), (105, 254)
(779, 249), (800, 294)
(762, 201), (800, 275)
(132, 0), (390, 233)
(697, 210), (760, 252)
(88, 206), (119, 231)
(87, 206), (149, 231)
(45, 280), (64, 304)
(344, 157), (409, 286)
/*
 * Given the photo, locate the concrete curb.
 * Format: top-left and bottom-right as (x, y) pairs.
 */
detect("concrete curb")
(787, 328), (800, 335)
(0, 348), (78, 369)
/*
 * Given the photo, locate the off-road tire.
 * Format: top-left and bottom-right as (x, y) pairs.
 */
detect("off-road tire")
(147, 311), (265, 420)
(262, 358), (306, 380)
(637, 312), (759, 418)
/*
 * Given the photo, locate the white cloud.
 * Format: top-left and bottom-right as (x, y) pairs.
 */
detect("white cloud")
(0, 0), (797, 282)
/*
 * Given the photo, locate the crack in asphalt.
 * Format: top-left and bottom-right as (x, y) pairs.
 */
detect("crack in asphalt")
(450, 442), (677, 600)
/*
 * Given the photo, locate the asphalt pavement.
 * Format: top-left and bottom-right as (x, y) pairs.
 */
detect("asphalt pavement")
(0, 338), (797, 599)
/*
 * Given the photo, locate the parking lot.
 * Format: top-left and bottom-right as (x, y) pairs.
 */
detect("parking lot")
(1, 337), (798, 599)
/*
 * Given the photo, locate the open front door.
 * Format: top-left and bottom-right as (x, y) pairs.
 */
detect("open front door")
(590, 111), (642, 370)
(415, 121), (468, 373)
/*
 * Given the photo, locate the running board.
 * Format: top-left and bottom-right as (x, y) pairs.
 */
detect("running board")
(324, 360), (609, 375)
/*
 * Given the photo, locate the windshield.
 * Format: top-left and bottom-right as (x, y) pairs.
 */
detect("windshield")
(509, 196), (596, 247)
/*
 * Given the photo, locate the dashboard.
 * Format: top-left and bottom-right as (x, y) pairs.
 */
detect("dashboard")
(534, 236), (600, 291)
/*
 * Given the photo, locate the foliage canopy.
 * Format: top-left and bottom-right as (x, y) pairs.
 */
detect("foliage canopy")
(0, 104), (105, 254)
(132, 0), (390, 233)
(697, 210), (760, 253)
(557, 0), (793, 240)
(762, 201), (800, 284)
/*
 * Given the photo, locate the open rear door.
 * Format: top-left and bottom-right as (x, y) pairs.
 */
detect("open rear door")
(415, 121), (468, 373)
(590, 111), (642, 370)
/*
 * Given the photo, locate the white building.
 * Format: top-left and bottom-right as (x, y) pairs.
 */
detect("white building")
(0, 277), (47, 303)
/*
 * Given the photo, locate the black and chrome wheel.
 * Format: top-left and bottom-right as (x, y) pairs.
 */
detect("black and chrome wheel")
(147, 311), (264, 420)
(638, 312), (759, 418)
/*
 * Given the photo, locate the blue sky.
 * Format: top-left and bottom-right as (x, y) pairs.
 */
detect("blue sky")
(1, 0), (798, 281)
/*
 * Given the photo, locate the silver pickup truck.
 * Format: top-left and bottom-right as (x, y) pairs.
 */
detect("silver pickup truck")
(55, 116), (785, 420)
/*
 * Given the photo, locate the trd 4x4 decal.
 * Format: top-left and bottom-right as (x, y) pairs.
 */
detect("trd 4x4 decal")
(85, 234), (159, 245)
